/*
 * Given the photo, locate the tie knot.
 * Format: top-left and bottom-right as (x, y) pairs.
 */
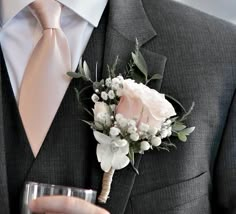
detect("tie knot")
(30, 0), (62, 29)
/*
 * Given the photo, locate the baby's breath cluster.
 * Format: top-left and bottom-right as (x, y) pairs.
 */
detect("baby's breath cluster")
(114, 114), (174, 154)
(91, 75), (124, 104)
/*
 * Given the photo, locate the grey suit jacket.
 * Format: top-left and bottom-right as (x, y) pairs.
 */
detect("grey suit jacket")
(0, 0), (235, 213)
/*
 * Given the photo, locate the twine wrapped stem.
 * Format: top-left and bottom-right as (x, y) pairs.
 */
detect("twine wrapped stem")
(98, 168), (115, 203)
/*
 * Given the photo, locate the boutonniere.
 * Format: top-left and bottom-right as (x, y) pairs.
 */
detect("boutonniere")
(67, 40), (195, 203)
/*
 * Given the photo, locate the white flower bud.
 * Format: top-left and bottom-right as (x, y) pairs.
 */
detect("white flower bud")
(112, 78), (121, 90)
(105, 78), (112, 87)
(151, 137), (162, 147)
(130, 133), (139, 141)
(139, 123), (149, 132)
(128, 120), (136, 128)
(115, 113), (123, 121)
(112, 77), (120, 84)
(101, 92), (108, 101)
(108, 90), (115, 99)
(163, 119), (172, 126)
(91, 94), (99, 103)
(117, 75), (124, 82)
(96, 112), (111, 127)
(167, 127), (172, 137)
(127, 126), (137, 134)
(160, 129), (169, 139)
(115, 139), (128, 147)
(148, 126), (158, 136)
(119, 118), (128, 128)
(109, 127), (120, 137)
(140, 141), (151, 151)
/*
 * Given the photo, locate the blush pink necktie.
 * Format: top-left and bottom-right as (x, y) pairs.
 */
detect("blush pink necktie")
(19, 0), (71, 157)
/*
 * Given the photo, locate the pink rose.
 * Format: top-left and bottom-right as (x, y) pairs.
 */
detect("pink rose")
(116, 79), (176, 131)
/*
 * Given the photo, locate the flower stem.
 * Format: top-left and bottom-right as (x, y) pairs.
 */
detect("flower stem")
(98, 168), (115, 203)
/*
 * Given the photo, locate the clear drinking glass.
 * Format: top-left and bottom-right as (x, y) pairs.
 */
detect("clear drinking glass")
(21, 181), (97, 214)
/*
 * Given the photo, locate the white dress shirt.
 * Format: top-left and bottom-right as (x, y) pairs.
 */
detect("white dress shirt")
(174, 0), (236, 24)
(0, 0), (108, 101)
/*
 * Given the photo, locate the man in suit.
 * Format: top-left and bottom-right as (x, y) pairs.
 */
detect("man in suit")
(0, 0), (235, 213)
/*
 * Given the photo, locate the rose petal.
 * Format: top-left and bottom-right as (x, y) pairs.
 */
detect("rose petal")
(116, 94), (143, 121)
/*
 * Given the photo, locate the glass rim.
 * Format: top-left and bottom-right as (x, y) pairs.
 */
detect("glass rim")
(24, 181), (97, 195)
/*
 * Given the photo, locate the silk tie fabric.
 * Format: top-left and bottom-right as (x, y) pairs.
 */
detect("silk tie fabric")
(18, 0), (72, 157)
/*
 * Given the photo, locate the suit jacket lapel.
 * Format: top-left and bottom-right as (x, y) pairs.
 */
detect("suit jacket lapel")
(0, 48), (10, 214)
(96, 0), (167, 213)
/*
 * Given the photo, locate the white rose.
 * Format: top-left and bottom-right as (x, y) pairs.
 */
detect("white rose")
(94, 102), (111, 127)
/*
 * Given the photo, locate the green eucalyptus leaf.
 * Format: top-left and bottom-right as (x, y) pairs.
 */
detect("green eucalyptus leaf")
(67, 72), (83, 79)
(177, 132), (187, 142)
(110, 56), (119, 78)
(172, 123), (186, 131)
(146, 73), (163, 84)
(131, 70), (146, 83)
(132, 51), (148, 81)
(83, 61), (91, 80)
(181, 127), (195, 136)
(151, 73), (162, 80)
(83, 108), (94, 117)
(171, 116), (179, 123)
(128, 148), (139, 175)
(81, 120), (93, 126)
(128, 148), (135, 166)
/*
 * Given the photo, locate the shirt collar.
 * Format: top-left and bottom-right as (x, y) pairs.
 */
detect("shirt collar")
(58, 0), (108, 27)
(0, 0), (108, 28)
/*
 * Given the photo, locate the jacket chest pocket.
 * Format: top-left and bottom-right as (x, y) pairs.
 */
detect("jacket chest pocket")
(130, 172), (211, 214)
